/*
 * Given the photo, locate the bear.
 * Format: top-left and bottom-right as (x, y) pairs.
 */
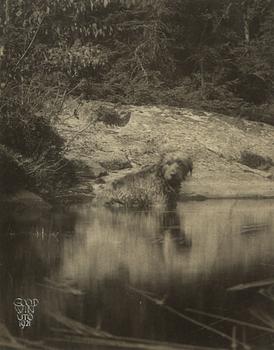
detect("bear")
(105, 154), (193, 208)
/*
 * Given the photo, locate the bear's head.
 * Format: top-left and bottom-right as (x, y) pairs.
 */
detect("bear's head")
(158, 154), (193, 192)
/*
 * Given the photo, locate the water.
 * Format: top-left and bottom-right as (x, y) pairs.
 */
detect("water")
(1, 199), (274, 349)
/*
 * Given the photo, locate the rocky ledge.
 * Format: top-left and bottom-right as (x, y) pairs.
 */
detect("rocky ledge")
(56, 99), (274, 205)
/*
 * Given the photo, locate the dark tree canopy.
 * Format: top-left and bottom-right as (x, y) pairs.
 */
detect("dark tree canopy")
(0, 0), (274, 118)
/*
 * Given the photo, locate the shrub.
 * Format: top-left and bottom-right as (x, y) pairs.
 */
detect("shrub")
(0, 82), (65, 160)
(0, 107), (64, 160)
(47, 42), (109, 79)
(240, 151), (273, 170)
(0, 84), (77, 199)
(23, 157), (77, 198)
(0, 145), (27, 193)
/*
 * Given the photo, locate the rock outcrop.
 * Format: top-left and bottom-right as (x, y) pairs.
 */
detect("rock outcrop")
(95, 106), (131, 127)
(57, 100), (274, 203)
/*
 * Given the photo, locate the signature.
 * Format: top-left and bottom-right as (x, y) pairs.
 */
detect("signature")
(13, 298), (39, 329)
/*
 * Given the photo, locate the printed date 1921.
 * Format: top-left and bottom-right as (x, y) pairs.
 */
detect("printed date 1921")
(13, 298), (39, 329)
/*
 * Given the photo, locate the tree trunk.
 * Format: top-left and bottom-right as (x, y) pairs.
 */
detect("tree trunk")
(241, 0), (250, 43)
(243, 12), (250, 43)
(200, 59), (205, 97)
(4, 0), (10, 25)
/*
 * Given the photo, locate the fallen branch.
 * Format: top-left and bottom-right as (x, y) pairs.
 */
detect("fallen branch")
(186, 308), (274, 334)
(46, 334), (226, 350)
(37, 282), (84, 296)
(37, 277), (84, 296)
(249, 307), (274, 329)
(16, 338), (59, 350)
(45, 311), (229, 350)
(236, 163), (272, 179)
(259, 285), (274, 302)
(240, 223), (268, 234)
(15, 16), (45, 68)
(128, 286), (250, 350)
(0, 341), (25, 349)
(0, 323), (22, 348)
(227, 278), (274, 292)
(45, 310), (112, 338)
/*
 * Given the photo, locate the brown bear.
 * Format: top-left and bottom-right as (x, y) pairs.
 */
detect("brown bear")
(105, 154), (193, 208)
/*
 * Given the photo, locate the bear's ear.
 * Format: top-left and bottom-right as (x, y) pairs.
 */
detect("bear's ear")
(162, 154), (176, 166)
(161, 164), (170, 180)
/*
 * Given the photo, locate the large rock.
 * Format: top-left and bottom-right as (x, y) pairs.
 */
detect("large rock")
(73, 159), (108, 179)
(95, 106), (131, 127)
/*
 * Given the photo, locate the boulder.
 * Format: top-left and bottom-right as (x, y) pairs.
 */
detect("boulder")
(74, 159), (108, 179)
(95, 106), (131, 127)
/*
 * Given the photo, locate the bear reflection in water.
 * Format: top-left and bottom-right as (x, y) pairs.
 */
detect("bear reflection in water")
(147, 198), (192, 251)
(86, 211), (192, 334)
(158, 208), (192, 251)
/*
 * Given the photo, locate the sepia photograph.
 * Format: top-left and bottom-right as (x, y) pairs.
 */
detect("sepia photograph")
(0, 0), (274, 349)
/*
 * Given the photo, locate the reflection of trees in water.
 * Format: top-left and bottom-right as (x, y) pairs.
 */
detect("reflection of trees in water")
(48, 200), (274, 343)
(0, 234), (48, 332)
(0, 203), (78, 236)
(83, 263), (133, 335)
(80, 204), (192, 336)
(0, 204), (78, 333)
(55, 203), (194, 332)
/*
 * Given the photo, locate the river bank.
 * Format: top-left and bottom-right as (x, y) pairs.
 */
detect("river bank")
(52, 99), (274, 204)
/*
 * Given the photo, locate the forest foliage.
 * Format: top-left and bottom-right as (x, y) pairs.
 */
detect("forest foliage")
(1, 0), (274, 110)
(0, 0), (274, 195)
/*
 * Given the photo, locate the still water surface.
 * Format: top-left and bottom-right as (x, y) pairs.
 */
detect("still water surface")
(0, 199), (274, 348)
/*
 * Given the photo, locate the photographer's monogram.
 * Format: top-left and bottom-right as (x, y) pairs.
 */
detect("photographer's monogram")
(13, 298), (39, 329)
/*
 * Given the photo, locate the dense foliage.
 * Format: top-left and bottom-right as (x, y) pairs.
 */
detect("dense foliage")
(1, 0), (274, 113)
(0, 0), (274, 195)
